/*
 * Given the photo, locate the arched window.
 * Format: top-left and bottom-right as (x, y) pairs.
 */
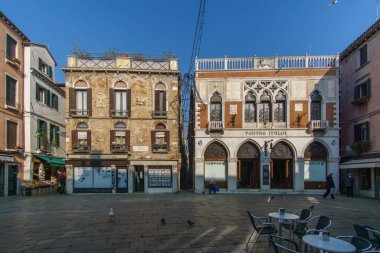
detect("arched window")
(71, 80), (91, 116)
(304, 142), (328, 189)
(258, 91), (271, 123)
(210, 92), (222, 121)
(153, 83), (167, 118)
(310, 90), (322, 121)
(244, 91), (256, 123)
(110, 81), (130, 117)
(152, 123), (169, 152)
(274, 91), (286, 122)
(111, 122), (129, 152)
(72, 122), (91, 152)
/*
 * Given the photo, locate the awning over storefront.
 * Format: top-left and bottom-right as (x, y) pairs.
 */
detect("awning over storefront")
(0, 154), (14, 162)
(34, 155), (65, 167)
(340, 158), (380, 169)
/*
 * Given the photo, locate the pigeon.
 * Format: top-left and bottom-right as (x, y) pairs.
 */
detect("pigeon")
(108, 208), (114, 217)
(330, 0), (338, 5)
(309, 205), (314, 210)
(161, 218), (166, 225)
(267, 195), (274, 203)
(187, 219), (195, 226)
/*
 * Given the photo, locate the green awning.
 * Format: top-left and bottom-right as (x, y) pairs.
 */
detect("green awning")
(35, 155), (65, 167)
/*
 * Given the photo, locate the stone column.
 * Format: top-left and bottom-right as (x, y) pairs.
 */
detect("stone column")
(228, 158), (237, 192)
(194, 158), (204, 193)
(128, 165), (134, 193)
(327, 158), (340, 191)
(172, 164), (179, 193)
(260, 157), (271, 191)
(65, 165), (73, 194)
(294, 158), (304, 192)
(23, 154), (33, 181)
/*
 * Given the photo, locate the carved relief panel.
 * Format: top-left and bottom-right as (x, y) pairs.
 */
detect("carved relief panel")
(271, 142), (293, 159)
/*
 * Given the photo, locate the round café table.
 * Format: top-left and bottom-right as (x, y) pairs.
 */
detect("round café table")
(302, 234), (356, 253)
(268, 212), (299, 237)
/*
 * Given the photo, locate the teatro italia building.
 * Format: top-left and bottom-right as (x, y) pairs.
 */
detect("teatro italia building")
(190, 55), (340, 193)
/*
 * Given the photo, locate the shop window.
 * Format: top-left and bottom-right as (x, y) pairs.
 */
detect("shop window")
(37, 120), (47, 150)
(72, 122), (91, 152)
(39, 58), (53, 78)
(6, 75), (17, 108)
(258, 91), (271, 123)
(110, 122), (129, 152)
(153, 83), (167, 118)
(359, 44), (368, 67)
(274, 91), (286, 123)
(6, 121), (17, 149)
(244, 91), (256, 123)
(210, 92), (222, 121)
(50, 124), (60, 147)
(151, 123), (169, 152)
(310, 90), (322, 121)
(148, 166), (172, 188)
(359, 168), (371, 190)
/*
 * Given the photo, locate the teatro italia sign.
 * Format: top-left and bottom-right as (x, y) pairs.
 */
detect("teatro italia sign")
(244, 130), (287, 137)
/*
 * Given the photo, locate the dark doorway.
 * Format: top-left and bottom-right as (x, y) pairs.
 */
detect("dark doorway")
(0, 164), (4, 197)
(134, 166), (144, 192)
(271, 159), (293, 189)
(8, 165), (18, 196)
(238, 159), (260, 189)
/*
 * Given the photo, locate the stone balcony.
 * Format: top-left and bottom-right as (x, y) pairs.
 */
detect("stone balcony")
(308, 120), (329, 132)
(208, 121), (224, 133)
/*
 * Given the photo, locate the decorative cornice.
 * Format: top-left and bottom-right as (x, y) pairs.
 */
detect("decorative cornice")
(31, 68), (65, 97)
(61, 67), (181, 76)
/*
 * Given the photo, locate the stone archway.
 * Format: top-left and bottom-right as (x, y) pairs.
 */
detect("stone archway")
(237, 142), (260, 189)
(271, 142), (294, 189)
(204, 142), (228, 189)
(304, 142), (328, 189)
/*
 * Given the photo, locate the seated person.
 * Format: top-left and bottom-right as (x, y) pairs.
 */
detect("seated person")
(209, 180), (216, 194)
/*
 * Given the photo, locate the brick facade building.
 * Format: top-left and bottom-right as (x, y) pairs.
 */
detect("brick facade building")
(190, 55), (340, 193)
(62, 54), (181, 193)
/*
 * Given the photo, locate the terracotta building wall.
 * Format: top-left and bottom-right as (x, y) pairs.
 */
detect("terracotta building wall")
(326, 103), (336, 128)
(224, 101), (242, 128)
(289, 101), (309, 128)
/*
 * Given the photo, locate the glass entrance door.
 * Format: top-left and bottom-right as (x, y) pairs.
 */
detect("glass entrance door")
(116, 168), (128, 193)
(8, 165), (18, 196)
(134, 166), (144, 192)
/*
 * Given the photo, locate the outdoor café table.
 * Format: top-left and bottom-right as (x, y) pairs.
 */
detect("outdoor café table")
(268, 212), (299, 237)
(302, 234), (356, 253)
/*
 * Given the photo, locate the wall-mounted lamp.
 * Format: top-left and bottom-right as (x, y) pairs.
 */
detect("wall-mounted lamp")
(262, 139), (273, 157)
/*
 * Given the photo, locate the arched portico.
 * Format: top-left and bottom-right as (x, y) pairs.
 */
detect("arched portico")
(237, 142), (260, 189)
(270, 142), (294, 189)
(204, 142), (228, 189)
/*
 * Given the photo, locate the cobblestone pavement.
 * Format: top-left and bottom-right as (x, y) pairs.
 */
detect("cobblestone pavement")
(0, 192), (380, 253)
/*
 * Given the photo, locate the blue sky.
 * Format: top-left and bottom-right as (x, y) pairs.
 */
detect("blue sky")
(1, 0), (378, 82)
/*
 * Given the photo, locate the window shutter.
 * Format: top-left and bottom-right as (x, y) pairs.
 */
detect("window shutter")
(50, 125), (54, 143)
(109, 88), (115, 117)
(366, 79), (371, 98)
(56, 126), (60, 146)
(154, 90), (160, 111)
(72, 130), (78, 146)
(87, 88), (92, 116)
(69, 88), (76, 114)
(87, 130), (92, 148)
(151, 130), (155, 149)
(110, 130), (115, 148)
(36, 85), (40, 101)
(126, 130), (130, 151)
(165, 131), (170, 150)
(127, 89), (131, 117)
(163, 90), (167, 111)
(354, 86), (360, 100)
(354, 125), (361, 142)
(48, 66), (53, 78)
(38, 58), (42, 70)
(6, 121), (17, 149)
(45, 89), (51, 107)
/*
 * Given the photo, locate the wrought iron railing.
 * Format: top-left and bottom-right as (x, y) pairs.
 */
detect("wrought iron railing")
(152, 111), (168, 118)
(195, 54), (339, 71)
(111, 144), (128, 153)
(72, 145), (91, 153)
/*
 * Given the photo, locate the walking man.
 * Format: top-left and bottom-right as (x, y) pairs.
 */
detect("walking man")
(345, 173), (354, 197)
(59, 171), (66, 194)
(323, 172), (336, 199)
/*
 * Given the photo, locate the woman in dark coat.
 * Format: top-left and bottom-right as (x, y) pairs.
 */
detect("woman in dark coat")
(323, 173), (335, 199)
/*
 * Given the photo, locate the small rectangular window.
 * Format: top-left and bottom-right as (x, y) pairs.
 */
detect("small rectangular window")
(37, 120), (47, 149)
(354, 122), (369, 142)
(359, 45), (368, 67)
(6, 121), (17, 149)
(6, 34), (17, 59)
(6, 75), (17, 107)
(39, 58), (53, 78)
(354, 79), (371, 101)
(36, 84), (45, 103)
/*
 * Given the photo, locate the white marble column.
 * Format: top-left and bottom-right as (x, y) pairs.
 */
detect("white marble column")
(294, 158), (305, 192)
(228, 158), (237, 192)
(260, 157), (271, 191)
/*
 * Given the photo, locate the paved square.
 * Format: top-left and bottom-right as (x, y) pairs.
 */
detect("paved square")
(0, 193), (379, 253)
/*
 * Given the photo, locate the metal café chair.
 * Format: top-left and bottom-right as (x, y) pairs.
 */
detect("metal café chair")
(246, 210), (278, 253)
(365, 228), (380, 250)
(292, 215), (332, 239)
(281, 208), (312, 239)
(336, 236), (372, 253)
(269, 235), (300, 253)
(354, 224), (379, 249)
